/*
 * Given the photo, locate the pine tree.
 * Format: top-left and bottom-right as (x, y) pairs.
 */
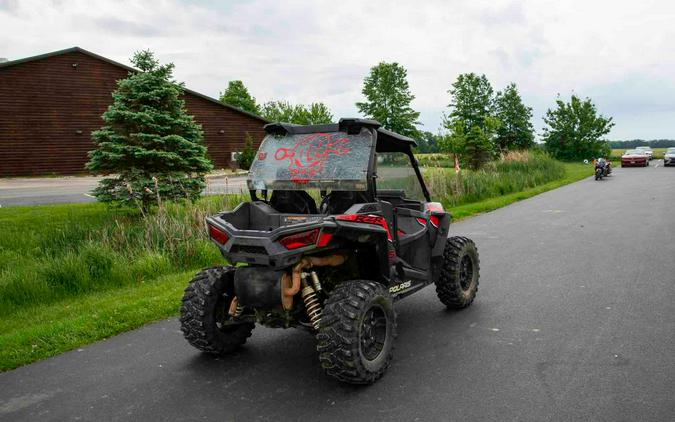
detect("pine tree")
(356, 62), (421, 138)
(219, 80), (259, 114)
(87, 50), (213, 210)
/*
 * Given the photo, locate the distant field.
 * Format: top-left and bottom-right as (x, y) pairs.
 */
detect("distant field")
(611, 148), (666, 159)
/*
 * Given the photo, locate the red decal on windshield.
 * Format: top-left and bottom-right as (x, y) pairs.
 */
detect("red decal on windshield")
(274, 133), (350, 183)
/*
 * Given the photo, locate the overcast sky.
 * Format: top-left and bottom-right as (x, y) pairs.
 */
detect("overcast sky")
(2, 0), (675, 140)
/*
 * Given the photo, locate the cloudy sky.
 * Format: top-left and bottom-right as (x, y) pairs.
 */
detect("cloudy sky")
(2, 0), (675, 140)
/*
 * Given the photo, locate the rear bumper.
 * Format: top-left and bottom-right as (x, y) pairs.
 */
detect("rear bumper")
(621, 160), (647, 167)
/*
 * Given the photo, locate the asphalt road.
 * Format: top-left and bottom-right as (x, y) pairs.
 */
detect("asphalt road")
(0, 175), (248, 206)
(1, 163), (674, 421)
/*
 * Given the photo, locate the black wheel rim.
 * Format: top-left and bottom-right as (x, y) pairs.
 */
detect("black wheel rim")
(360, 305), (388, 361)
(459, 255), (474, 290)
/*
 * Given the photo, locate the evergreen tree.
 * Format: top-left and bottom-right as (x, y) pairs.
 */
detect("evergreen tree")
(87, 50), (213, 210)
(219, 80), (259, 114)
(356, 62), (421, 138)
(542, 95), (614, 160)
(494, 83), (535, 151)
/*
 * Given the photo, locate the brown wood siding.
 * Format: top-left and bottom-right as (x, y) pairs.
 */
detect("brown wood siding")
(0, 50), (265, 177)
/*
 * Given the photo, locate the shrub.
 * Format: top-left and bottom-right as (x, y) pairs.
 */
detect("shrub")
(237, 132), (256, 170)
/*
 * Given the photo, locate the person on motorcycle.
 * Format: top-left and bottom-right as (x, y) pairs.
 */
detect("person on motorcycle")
(594, 157), (612, 179)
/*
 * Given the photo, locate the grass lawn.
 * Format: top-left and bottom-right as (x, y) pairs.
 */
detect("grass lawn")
(0, 271), (193, 371)
(0, 158), (592, 371)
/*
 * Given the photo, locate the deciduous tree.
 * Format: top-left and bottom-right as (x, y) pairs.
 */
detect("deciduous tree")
(219, 80), (259, 115)
(494, 83), (534, 151)
(542, 95), (614, 160)
(260, 101), (333, 125)
(356, 62), (420, 138)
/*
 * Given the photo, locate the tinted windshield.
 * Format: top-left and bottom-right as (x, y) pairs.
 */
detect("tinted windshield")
(625, 150), (643, 155)
(247, 128), (373, 190)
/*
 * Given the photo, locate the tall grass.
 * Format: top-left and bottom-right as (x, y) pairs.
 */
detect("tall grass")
(0, 195), (245, 315)
(423, 150), (566, 207)
(1, 151), (565, 315)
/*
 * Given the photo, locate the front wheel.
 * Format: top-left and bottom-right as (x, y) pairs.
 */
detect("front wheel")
(435, 236), (480, 309)
(317, 280), (396, 384)
(180, 266), (254, 354)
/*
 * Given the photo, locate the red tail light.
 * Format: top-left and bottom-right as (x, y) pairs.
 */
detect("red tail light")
(279, 229), (319, 250)
(208, 224), (229, 245)
(316, 231), (333, 247)
(335, 214), (392, 241)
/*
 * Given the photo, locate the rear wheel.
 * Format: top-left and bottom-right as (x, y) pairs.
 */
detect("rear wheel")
(180, 266), (254, 354)
(435, 236), (480, 308)
(317, 280), (396, 384)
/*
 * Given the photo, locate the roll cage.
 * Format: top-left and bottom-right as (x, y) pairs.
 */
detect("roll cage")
(250, 118), (431, 204)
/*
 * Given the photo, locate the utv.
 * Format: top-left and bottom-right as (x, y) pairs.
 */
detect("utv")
(180, 118), (480, 384)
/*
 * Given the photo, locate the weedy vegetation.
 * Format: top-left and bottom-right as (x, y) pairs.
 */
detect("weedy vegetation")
(0, 152), (591, 371)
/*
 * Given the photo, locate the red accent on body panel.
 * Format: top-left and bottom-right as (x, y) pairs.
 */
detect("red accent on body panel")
(316, 231), (333, 247)
(397, 229), (405, 236)
(416, 217), (427, 227)
(429, 216), (440, 228)
(335, 214), (392, 241)
(273, 133), (351, 184)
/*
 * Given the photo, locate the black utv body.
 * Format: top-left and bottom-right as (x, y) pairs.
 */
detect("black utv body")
(180, 118), (480, 384)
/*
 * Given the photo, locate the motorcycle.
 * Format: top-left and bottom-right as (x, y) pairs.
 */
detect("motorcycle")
(594, 158), (612, 180)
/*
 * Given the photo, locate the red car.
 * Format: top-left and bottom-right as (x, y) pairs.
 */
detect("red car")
(621, 149), (649, 167)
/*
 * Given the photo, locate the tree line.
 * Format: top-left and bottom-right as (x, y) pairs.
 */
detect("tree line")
(222, 63), (614, 168)
(609, 139), (675, 149)
(86, 50), (617, 209)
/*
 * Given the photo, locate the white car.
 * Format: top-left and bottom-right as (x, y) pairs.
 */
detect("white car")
(635, 146), (653, 160)
(664, 147), (675, 167)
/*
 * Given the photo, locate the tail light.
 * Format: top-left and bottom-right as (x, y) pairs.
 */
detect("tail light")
(279, 229), (319, 250)
(208, 224), (229, 245)
(336, 214), (392, 241)
(278, 229), (334, 250)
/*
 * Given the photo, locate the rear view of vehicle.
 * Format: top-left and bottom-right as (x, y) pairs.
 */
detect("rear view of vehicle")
(621, 149), (649, 167)
(664, 148), (675, 167)
(179, 119), (480, 384)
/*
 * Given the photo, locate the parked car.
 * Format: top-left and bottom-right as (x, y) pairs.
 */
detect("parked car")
(635, 146), (653, 160)
(664, 147), (675, 167)
(621, 149), (649, 167)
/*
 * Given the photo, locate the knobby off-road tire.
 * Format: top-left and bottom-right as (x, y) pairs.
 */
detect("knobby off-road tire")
(435, 236), (480, 309)
(180, 266), (254, 354)
(317, 280), (397, 384)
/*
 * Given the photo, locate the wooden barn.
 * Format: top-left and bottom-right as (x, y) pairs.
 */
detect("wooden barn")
(0, 47), (266, 177)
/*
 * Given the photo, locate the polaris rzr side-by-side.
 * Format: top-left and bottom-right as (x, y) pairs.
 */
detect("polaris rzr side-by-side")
(180, 118), (480, 384)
